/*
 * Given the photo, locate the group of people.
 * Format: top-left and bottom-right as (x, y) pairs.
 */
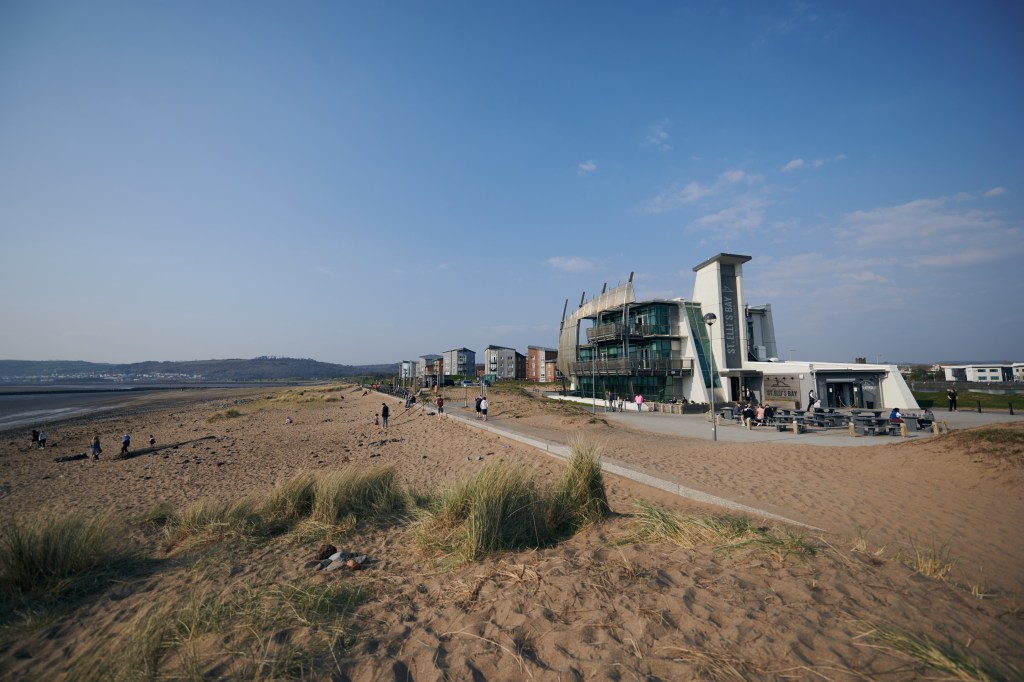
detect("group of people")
(30, 430), (47, 449)
(610, 394), (646, 412)
(739, 402), (775, 426)
(473, 394), (490, 421)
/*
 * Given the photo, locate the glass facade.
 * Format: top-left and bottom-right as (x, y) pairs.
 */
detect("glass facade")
(684, 303), (720, 389)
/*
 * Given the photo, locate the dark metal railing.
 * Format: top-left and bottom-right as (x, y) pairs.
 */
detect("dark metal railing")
(567, 358), (693, 376)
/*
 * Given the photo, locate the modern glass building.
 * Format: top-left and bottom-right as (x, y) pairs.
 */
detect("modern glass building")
(557, 254), (918, 410)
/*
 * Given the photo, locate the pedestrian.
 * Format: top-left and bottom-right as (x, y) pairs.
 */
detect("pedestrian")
(480, 396), (489, 422)
(381, 403), (389, 429)
(634, 393), (644, 412)
(38, 431), (47, 449)
(617, 395), (624, 412)
(373, 413), (380, 429)
(31, 429), (39, 448)
(120, 433), (131, 455)
(743, 386), (754, 404)
(435, 395), (444, 416)
(947, 387), (958, 412)
(475, 395), (483, 418)
(90, 435), (102, 460)
(149, 435), (156, 447)
(808, 388), (817, 409)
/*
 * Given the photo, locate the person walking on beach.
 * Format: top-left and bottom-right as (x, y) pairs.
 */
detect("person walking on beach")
(90, 435), (102, 460)
(37, 431), (47, 449)
(435, 395), (445, 417)
(381, 403), (389, 430)
(480, 396), (489, 422)
(31, 430), (39, 448)
(634, 394), (644, 412)
(947, 387), (958, 412)
(120, 433), (131, 455)
(149, 435), (156, 447)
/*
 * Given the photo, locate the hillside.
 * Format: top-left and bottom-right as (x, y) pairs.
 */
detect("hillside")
(0, 357), (399, 383)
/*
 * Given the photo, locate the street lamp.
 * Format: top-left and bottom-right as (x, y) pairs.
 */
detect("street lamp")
(703, 312), (717, 442)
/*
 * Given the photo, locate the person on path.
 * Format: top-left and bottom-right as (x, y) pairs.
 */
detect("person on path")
(743, 386), (755, 404)
(120, 433), (130, 455)
(947, 387), (958, 412)
(617, 395), (624, 412)
(480, 396), (489, 422)
(381, 403), (389, 430)
(808, 388), (817, 410)
(37, 431), (47, 449)
(90, 435), (102, 460)
(474, 395), (483, 419)
(435, 395), (444, 416)
(634, 394), (644, 412)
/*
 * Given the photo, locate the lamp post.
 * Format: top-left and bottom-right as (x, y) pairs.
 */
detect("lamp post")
(704, 312), (717, 442)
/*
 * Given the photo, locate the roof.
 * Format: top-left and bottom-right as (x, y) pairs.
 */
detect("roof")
(692, 253), (752, 272)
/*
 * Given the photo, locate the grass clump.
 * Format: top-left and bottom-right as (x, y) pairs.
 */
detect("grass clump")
(161, 496), (268, 550)
(553, 436), (610, 531)
(860, 622), (1010, 681)
(208, 408), (243, 421)
(904, 535), (958, 580)
(417, 464), (551, 564)
(310, 467), (407, 524)
(262, 472), (317, 521)
(0, 514), (139, 602)
(415, 442), (611, 565)
(626, 501), (816, 558)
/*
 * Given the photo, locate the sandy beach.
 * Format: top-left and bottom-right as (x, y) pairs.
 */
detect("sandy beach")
(1, 383), (1021, 680)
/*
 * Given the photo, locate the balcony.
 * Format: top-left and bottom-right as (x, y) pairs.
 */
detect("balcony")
(567, 358), (694, 377)
(586, 322), (673, 342)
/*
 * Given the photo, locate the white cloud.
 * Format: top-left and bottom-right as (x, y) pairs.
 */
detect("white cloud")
(984, 186), (1006, 198)
(834, 153), (847, 162)
(689, 196), (767, 236)
(782, 158), (805, 172)
(644, 168), (762, 214)
(811, 159), (825, 168)
(545, 256), (595, 273)
(577, 160), (597, 175)
(644, 122), (672, 151)
(836, 194), (1024, 268)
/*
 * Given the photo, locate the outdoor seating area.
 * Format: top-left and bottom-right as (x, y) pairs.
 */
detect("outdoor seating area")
(715, 404), (940, 437)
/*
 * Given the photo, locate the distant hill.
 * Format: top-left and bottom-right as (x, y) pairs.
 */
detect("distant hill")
(0, 357), (400, 383)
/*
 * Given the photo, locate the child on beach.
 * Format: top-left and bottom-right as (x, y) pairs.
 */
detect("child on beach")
(120, 433), (130, 455)
(372, 413), (380, 430)
(90, 435), (102, 460)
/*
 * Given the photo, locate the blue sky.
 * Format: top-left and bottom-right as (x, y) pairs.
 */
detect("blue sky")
(1, 1), (1021, 366)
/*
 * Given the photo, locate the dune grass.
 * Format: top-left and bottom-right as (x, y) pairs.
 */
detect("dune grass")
(904, 535), (958, 580)
(860, 622), (1011, 681)
(310, 467), (407, 524)
(414, 440), (611, 565)
(553, 436), (610, 531)
(0, 514), (140, 604)
(625, 501), (817, 558)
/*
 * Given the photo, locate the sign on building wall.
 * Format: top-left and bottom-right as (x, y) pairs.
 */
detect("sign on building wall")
(720, 264), (741, 368)
(763, 375), (801, 405)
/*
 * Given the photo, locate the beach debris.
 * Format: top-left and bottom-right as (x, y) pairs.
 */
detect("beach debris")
(315, 544), (338, 561)
(312, 550), (369, 572)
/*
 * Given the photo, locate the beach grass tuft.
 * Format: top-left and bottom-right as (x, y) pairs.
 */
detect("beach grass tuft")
(262, 472), (317, 521)
(310, 467), (407, 525)
(626, 501), (816, 558)
(905, 535), (958, 580)
(415, 463), (553, 565)
(859, 622), (1007, 681)
(553, 436), (610, 531)
(0, 514), (139, 601)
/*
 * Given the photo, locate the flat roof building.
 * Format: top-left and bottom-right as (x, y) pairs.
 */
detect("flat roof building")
(557, 254), (917, 410)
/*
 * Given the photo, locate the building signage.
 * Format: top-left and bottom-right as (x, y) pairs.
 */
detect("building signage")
(764, 375), (801, 404)
(720, 264), (741, 368)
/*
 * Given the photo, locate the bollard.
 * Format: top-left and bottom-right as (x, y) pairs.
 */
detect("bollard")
(941, 420), (949, 433)
(900, 423), (908, 438)
(848, 422), (855, 436)
(792, 419), (799, 434)
(977, 400), (982, 413)
(1010, 402), (1015, 416)
(932, 421), (939, 434)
